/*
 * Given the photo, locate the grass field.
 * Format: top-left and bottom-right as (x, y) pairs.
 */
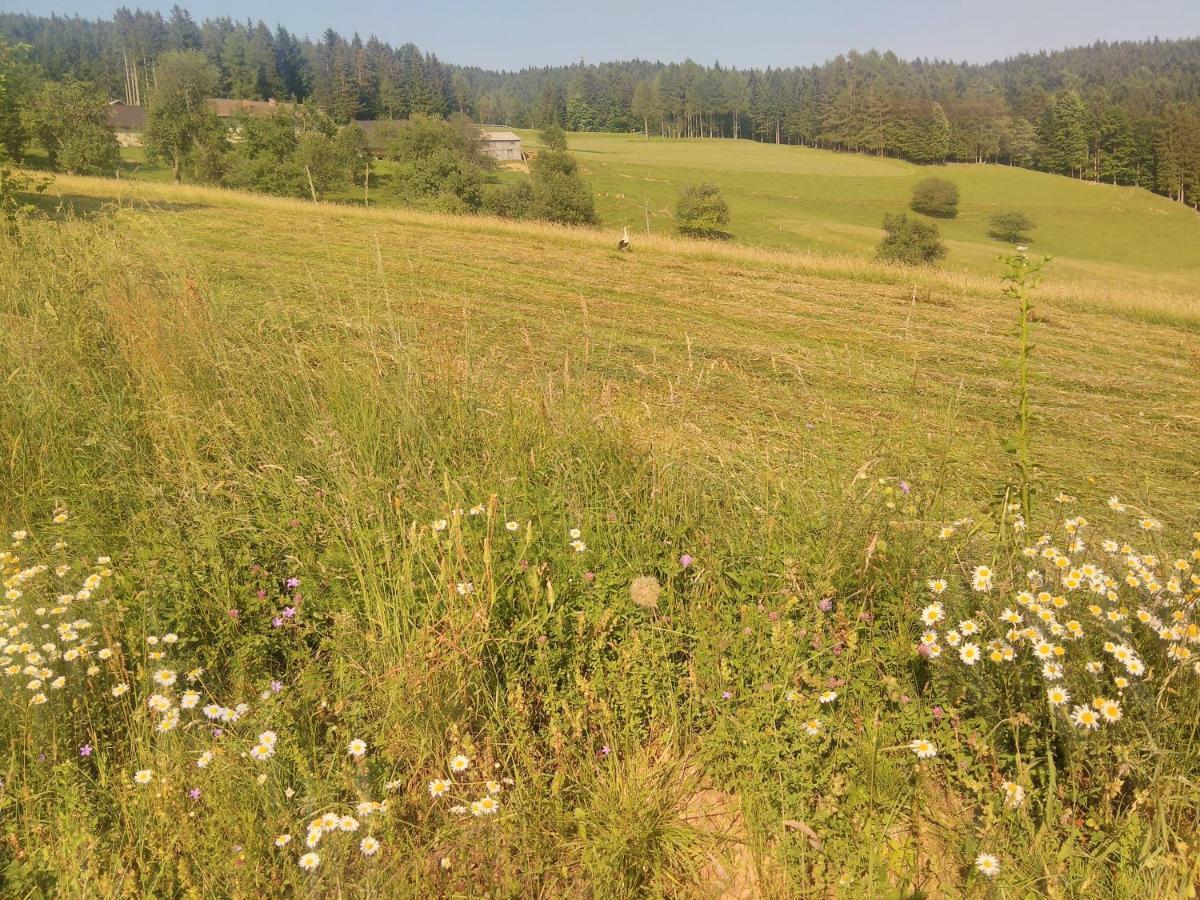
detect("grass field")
(518, 132), (1200, 297)
(113, 131), (1200, 301)
(2, 174), (1199, 896)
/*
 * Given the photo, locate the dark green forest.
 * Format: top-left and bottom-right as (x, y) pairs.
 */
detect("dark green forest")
(2, 7), (1200, 205)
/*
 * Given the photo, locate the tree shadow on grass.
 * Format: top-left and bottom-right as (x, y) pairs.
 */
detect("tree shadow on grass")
(21, 190), (208, 221)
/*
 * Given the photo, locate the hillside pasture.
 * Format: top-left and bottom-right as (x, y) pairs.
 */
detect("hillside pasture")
(1, 175), (1198, 896)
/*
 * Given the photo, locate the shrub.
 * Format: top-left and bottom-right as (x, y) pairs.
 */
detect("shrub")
(392, 148), (484, 212)
(909, 177), (959, 218)
(484, 180), (535, 219)
(530, 147), (578, 177)
(988, 211), (1036, 243)
(876, 212), (948, 265)
(380, 113), (491, 170)
(532, 170), (597, 225)
(24, 77), (119, 175)
(539, 123), (568, 152)
(674, 183), (730, 238)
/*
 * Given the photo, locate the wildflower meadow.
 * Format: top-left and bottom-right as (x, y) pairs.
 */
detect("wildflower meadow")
(1, 181), (1197, 896)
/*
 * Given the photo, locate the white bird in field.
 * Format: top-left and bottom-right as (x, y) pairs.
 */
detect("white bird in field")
(617, 226), (631, 252)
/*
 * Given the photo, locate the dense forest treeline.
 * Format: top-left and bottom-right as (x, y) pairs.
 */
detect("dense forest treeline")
(2, 7), (1200, 205)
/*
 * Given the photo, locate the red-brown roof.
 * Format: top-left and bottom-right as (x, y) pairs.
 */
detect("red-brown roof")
(105, 102), (145, 130)
(208, 98), (289, 118)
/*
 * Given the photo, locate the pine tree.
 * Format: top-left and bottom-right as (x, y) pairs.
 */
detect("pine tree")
(1040, 91), (1090, 177)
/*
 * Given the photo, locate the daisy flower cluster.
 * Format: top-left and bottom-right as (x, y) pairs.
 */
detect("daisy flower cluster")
(427, 753), (506, 817)
(286, 802), (386, 871)
(1, 520), (115, 710)
(918, 499), (1198, 737)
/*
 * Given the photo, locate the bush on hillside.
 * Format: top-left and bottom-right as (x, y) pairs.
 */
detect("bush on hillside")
(379, 113), (492, 170)
(910, 177), (960, 218)
(876, 212), (948, 265)
(222, 104), (361, 200)
(530, 146), (578, 177)
(484, 180), (535, 219)
(988, 211), (1036, 243)
(23, 77), (119, 176)
(675, 183), (730, 238)
(390, 149), (484, 212)
(532, 170), (597, 225)
(539, 123), (568, 152)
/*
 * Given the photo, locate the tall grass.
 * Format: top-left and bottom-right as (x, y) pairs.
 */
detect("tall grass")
(0, 198), (1197, 895)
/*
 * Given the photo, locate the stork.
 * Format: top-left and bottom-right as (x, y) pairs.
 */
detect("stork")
(617, 226), (631, 252)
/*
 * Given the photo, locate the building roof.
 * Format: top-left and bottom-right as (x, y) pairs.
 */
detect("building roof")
(481, 131), (522, 143)
(208, 98), (288, 118)
(105, 102), (145, 130)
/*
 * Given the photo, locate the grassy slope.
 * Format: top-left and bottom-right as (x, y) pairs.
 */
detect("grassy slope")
(30, 174), (1199, 514)
(515, 131), (1200, 296)
(2, 176), (1199, 895)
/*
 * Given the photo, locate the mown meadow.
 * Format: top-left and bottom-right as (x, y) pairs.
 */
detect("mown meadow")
(1, 175), (1199, 896)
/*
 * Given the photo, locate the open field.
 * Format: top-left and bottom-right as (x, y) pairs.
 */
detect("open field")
(111, 130), (1200, 302)
(2, 174), (1199, 895)
(513, 131), (1200, 296)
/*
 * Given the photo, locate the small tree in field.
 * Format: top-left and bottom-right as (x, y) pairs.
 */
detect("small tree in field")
(876, 213), (947, 265)
(539, 124), (568, 152)
(988, 211), (1036, 243)
(910, 177), (959, 218)
(144, 51), (220, 183)
(25, 77), (119, 175)
(675, 183), (730, 238)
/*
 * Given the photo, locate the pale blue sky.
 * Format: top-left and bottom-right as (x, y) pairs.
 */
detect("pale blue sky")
(9, 0), (1200, 70)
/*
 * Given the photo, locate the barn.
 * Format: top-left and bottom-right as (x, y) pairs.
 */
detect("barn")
(105, 101), (145, 147)
(481, 130), (523, 161)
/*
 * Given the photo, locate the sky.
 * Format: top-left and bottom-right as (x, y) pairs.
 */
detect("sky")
(9, 0), (1200, 70)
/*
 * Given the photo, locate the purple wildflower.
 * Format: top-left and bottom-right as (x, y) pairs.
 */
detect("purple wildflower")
(818, 597), (833, 612)
(270, 680), (283, 693)
(679, 553), (693, 568)
(281, 606), (296, 619)
(899, 480), (911, 494)
(79, 744), (93, 757)
(188, 788), (202, 801)
(286, 577), (300, 590)
(271, 617), (283, 628)
(721, 690), (732, 699)
(599, 745), (611, 757)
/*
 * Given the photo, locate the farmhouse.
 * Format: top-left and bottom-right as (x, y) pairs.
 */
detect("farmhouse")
(105, 101), (145, 147)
